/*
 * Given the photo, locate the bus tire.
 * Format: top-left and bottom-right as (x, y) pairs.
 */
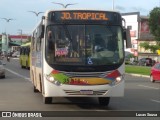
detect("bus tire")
(150, 75), (155, 83)
(26, 61), (28, 69)
(39, 74), (42, 92)
(33, 86), (39, 93)
(98, 97), (110, 106)
(21, 60), (23, 68)
(43, 97), (52, 104)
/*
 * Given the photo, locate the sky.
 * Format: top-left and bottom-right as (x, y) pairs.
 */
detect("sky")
(0, 0), (159, 35)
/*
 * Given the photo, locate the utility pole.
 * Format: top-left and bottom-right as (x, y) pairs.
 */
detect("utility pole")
(1, 18), (14, 53)
(112, 0), (115, 10)
(18, 29), (22, 45)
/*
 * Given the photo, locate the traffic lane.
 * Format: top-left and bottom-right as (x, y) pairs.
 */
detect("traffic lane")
(0, 70), (104, 111)
(0, 70), (36, 111)
(0, 67), (159, 119)
(123, 74), (160, 110)
(2, 58), (30, 78)
(0, 66), (159, 111)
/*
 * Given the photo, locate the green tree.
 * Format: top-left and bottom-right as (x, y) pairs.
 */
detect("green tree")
(148, 7), (160, 42)
(140, 42), (160, 53)
(142, 7), (160, 53)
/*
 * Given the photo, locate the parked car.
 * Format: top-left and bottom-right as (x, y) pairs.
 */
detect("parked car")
(150, 62), (160, 82)
(138, 58), (153, 66)
(0, 61), (5, 78)
(12, 51), (20, 57)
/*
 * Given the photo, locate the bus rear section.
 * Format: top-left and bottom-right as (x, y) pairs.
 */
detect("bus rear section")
(30, 9), (130, 106)
(20, 42), (31, 69)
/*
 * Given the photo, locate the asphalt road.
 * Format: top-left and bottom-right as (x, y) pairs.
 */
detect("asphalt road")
(0, 58), (159, 119)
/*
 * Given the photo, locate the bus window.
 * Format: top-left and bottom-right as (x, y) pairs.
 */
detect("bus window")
(46, 28), (55, 63)
(46, 25), (123, 66)
(32, 31), (37, 51)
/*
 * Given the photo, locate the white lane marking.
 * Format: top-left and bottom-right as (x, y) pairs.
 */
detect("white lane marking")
(151, 99), (160, 104)
(138, 85), (159, 90)
(5, 68), (31, 82)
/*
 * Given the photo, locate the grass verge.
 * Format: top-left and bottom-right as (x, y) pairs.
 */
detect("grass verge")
(125, 65), (151, 76)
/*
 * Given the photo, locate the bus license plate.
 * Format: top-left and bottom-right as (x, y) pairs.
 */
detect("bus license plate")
(80, 90), (93, 95)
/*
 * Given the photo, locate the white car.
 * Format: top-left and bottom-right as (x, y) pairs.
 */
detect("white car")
(0, 61), (5, 78)
(12, 51), (20, 57)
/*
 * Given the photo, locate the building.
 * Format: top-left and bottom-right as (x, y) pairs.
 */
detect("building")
(122, 12), (140, 57)
(122, 12), (158, 61)
(0, 33), (31, 53)
(138, 16), (157, 61)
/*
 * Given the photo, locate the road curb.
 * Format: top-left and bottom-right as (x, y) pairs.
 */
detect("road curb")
(125, 73), (150, 78)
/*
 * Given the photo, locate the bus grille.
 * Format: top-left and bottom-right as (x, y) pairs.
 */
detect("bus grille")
(61, 71), (112, 78)
(64, 90), (108, 95)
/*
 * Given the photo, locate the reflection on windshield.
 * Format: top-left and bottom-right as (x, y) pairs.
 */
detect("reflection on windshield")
(46, 25), (124, 66)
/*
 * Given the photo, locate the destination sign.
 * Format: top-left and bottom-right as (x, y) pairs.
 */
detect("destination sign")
(61, 12), (108, 20)
(53, 11), (109, 21)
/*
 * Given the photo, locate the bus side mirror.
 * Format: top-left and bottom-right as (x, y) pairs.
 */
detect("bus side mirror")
(123, 27), (131, 48)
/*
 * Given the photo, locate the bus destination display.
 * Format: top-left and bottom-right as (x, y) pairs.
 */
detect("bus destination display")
(53, 11), (109, 21)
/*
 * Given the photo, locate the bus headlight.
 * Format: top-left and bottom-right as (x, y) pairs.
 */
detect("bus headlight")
(111, 76), (123, 85)
(46, 75), (62, 86)
(49, 76), (54, 82)
(116, 76), (122, 83)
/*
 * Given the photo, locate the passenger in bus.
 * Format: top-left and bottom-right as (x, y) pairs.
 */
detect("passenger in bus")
(67, 35), (80, 58)
(47, 30), (55, 63)
(48, 31), (54, 50)
(71, 37), (79, 57)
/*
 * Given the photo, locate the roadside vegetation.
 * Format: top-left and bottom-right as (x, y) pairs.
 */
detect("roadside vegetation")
(125, 65), (151, 76)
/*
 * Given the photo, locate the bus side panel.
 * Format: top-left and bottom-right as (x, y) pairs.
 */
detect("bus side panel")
(35, 51), (42, 92)
(30, 51), (36, 88)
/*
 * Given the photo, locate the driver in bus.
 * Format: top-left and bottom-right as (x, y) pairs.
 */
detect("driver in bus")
(94, 34), (105, 52)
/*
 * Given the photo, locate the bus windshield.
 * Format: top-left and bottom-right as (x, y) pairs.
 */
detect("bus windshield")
(46, 25), (124, 67)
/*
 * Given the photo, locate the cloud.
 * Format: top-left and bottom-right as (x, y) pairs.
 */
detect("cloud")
(131, 7), (148, 12)
(115, 5), (126, 11)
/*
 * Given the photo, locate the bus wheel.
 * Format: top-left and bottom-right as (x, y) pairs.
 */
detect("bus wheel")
(34, 86), (39, 93)
(98, 97), (110, 106)
(26, 61), (28, 69)
(26, 61), (30, 70)
(150, 75), (155, 83)
(43, 97), (52, 104)
(21, 61), (23, 68)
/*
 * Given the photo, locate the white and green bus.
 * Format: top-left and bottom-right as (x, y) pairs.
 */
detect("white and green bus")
(30, 9), (131, 106)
